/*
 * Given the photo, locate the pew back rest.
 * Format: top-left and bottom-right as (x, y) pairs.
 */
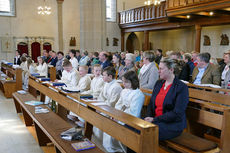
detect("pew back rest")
(1, 62), (22, 90)
(48, 66), (56, 81)
(187, 86), (230, 152)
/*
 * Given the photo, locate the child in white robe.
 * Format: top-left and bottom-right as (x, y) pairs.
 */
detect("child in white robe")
(48, 59), (79, 104)
(103, 70), (145, 153)
(59, 59), (80, 88)
(69, 66), (91, 126)
(76, 65), (91, 92)
(93, 67), (122, 144)
(24, 58), (36, 89)
(36, 56), (48, 77)
(81, 64), (104, 98)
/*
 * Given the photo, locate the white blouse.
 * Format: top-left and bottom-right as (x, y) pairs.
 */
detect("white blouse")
(70, 57), (79, 70)
(36, 63), (48, 77)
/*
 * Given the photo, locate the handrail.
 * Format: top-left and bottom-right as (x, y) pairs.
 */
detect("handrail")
(119, 2), (166, 24)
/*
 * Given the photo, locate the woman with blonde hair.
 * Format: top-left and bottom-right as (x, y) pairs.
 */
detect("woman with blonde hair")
(145, 58), (189, 141)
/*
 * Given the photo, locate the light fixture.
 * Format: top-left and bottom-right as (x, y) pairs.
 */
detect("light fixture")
(144, 0), (165, 6)
(37, 0), (51, 15)
(209, 11), (214, 16)
(186, 15), (191, 19)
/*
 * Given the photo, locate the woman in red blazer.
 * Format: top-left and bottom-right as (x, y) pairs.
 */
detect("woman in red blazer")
(145, 58), (189, 141)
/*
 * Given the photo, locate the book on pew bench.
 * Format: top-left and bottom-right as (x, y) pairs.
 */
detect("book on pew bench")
(35, 75), (46, 78)
(35, 106), (49, 114)
(52, 82), (66, 86)
(61, 127), (83, 141)
(39, 78), (51, 81)
(71, 138), (95, 151)
(25, 101), (43, 106)
(61, 86), (80, 93)
(17, 90), (27, 94)
(31, 73), (40, 77)
(6, 62), (13, 66)
(80, 94), (93, 99)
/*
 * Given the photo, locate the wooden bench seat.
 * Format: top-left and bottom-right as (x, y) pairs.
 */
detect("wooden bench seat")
(13, 92), (103, 153)
(0, 79), (17, 98)
(164, 132), (219, 153)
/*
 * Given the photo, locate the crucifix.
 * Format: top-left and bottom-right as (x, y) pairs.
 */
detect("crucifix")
(5, 40), (10, 49)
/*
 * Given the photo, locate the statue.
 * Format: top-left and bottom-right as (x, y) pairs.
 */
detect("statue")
(69, 37), (76, 46)
(113, 38), (119, 46)
(220, 34), (229, 46)
(203, 35), (211, 46)
(106, 37), (109, 46)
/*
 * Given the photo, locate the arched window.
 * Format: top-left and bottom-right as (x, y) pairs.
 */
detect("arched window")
(0, 0), (15, 16)
(106, 0), (116, 22)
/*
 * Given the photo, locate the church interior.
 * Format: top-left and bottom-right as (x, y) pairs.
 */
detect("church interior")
(1, 0), (230, 153)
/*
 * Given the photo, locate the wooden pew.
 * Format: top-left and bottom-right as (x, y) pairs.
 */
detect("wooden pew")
(48, 66), (56, 81)
(12, 92), (103, 153)
(0, 62), (22, 98)
(28, 76), (159, 153)
(143, 83), (230, 153)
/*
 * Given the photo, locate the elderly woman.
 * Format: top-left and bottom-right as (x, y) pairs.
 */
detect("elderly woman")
(36, 56), (48, 77)
(79, 50), (90, 66)
(117, 53), (136, 79)
(138, 51), (159, 89)
(145, 58), (189, 141)
(221, 51), (230, 89)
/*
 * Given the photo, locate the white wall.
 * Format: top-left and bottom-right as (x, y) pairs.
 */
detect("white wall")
(117, 0), (145, 12)
(105, 21), (121, 52)
(80, 0), (106, 52)
(201, 25), (230, 58)
(149, 27), (195, 54)
(63, 0), (80, 53)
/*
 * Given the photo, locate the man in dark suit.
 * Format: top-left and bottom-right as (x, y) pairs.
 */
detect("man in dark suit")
(14, 50), (21, 65)
(50, 51), (58, 67)
(99, 51), (113, 69)
(75, 50), (81, 62)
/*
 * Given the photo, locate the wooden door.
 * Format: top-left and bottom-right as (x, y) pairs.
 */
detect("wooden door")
(17, 42), (28, 55)
(31, 42), (41, 63)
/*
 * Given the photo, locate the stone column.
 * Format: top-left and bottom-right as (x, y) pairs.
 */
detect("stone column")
(57, 0), (64, 51)
(195, 24), (201, 53)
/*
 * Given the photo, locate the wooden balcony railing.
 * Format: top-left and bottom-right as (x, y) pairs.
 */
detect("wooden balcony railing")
(167, 0), (230, 16)
(167, 0), (212, 9)
(119, 2), (167, 24)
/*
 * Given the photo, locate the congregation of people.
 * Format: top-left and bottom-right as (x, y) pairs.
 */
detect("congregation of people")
(13, 48), (230, 153)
